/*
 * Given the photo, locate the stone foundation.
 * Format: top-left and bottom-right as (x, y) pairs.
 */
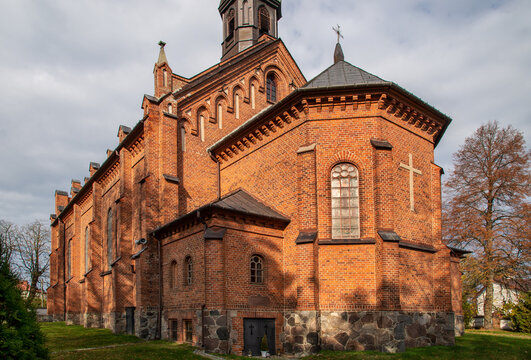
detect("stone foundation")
(102, 312), (127, 333)
(65, 312), (82, 325)
(84, 312), (102, 328)
(282, 311), (319, 354)
(136, 308), (158, 339)
(283, 311), (456, 355)
(203, 309), (238, 353)
(52, 313), (65, 322)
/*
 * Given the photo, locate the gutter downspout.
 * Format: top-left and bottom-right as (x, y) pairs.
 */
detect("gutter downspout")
(198, 211), (208, 348)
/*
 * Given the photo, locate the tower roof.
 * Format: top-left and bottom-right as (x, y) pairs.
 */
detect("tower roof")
(156, 41), (168, 66)
(303, 60), (388, 89)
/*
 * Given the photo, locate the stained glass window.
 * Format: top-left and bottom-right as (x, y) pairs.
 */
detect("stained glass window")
(331, 163), (360, 239)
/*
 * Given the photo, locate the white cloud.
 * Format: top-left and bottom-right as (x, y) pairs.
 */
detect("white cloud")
(0, 0), (529, 224)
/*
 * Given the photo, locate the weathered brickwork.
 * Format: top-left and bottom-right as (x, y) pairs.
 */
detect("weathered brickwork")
(48, 1), (465, 356)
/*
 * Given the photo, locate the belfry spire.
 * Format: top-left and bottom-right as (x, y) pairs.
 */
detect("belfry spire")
(332, 25), (345, 64)
(157, 41), (168, 66)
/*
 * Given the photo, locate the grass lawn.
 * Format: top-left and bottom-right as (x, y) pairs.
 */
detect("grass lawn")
(42, 322), (204, 360)
(42, 323), (530, 360)
(221, 331), (530, 360)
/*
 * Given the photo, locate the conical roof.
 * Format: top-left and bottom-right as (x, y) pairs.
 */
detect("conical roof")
(303, 60), (388, 89)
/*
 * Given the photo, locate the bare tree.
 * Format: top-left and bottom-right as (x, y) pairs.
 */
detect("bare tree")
(16, 220), (51, 306)
(0, 219), (19, 264)
(443, 121), (530, 329)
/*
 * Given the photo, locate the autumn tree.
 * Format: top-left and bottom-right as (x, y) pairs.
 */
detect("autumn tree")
(443, 121), (530, 329)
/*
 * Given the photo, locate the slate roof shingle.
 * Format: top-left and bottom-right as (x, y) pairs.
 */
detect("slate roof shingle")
(303, 60), (389, 89)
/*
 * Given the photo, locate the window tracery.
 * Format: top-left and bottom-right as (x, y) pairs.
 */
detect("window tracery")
(250, 255), (264, 283)
(331, 163), (360, 239)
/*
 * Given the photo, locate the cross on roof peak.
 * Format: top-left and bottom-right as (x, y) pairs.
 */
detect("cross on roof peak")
(332, 24), (344, 44)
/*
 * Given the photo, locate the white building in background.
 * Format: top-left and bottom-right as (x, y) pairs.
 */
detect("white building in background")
(476, 281), (523, 316)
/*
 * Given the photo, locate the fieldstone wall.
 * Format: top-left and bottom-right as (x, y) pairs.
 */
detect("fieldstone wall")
(102, 312), (126, 333)
(203, 309), (237, 353)
(136, 308), (158, 339)
(84, 312), (102, 328)
(65, 312), (82, 325)
(283, 311), (456, 355)
(282, 311), (319, 354)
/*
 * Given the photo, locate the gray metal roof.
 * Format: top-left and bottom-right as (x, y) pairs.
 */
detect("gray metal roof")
(303, 60), (388, 89)
(212, 189), (289, 222)
(150, 189), (289, 238)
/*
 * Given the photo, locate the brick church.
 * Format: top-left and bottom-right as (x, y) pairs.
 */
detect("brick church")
(48, 0), (467, 355)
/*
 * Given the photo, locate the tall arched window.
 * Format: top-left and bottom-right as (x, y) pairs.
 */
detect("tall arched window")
(85, 226), (90, 273)
(250, 83), (256, 109)
(234, 92), (240, 119)
(266, 74), (277, 103)
(181, 124), (186, 152)
(67, 239), (72, 279)
(227, 9), (235, 39)
(331, 163), (360, 239)
(185, 256), (193, 285)
(107, 208), (113, 268)
(250, 255), (264, 283)
(199, 114), (205, 142)
(163, 69), (167, 87)
(217, 102), (223, 129)
(258, 7), (270, 34)
(170, 260), (177, 289)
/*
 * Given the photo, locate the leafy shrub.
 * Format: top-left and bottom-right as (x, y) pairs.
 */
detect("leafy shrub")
(0, 259), (49, 359)
(260, 334), (268, 351)
(509, 292), (531, 333)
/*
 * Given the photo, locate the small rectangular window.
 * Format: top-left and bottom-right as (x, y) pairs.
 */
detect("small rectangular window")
(170, 320), (178, 341)
(183, 320), (193, 343)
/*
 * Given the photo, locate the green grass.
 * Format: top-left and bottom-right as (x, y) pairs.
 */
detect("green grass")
(42, 322), (204, 359)
(42, 323), (531, 360)
(41, 322), (141, 353)
(50, 341), (204, 360)
(301, 332), (531, 360)
(220, 332), (531, 360)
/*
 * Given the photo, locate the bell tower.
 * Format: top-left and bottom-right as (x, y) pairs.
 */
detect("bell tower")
(219, 0), (282, 61)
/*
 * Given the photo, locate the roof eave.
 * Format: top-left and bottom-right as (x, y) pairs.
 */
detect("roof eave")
(52, 116), (147, 226)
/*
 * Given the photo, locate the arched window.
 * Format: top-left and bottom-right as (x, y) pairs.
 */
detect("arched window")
(258, 7), (270, 34)
(227, 9), (235, 39)
(199, 114), (205, 142)
(250, 255), (264, 283)
(85, 226), (90, 274)
(107, 208), (113, 268)
(163, 69), (167, 87)
(185, 256), (193, 285)
(181, 124), (186, 152)
(250, 83), (256, 109)
(168, 103), (173, 114)
(217, 102), (223, 129)
(234, 91), (240, 119)
(266, 74), (277, 103)
(170, 260), (177, 289)
(67, 239), (72, 279)
(331, 163), (360, 239)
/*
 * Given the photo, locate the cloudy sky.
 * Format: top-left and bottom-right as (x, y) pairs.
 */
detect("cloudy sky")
(0, 0), (529, 225)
